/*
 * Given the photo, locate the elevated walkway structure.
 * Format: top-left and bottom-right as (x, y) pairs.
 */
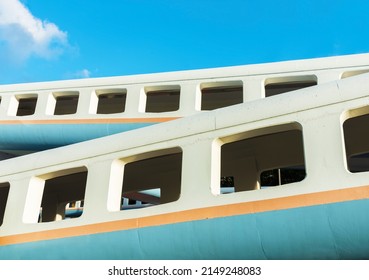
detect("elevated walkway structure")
(1, 54), (369, 259)
(0, 53), (368, 154)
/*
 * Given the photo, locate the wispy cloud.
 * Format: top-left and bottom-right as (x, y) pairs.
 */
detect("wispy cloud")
(0, 0), (68, 63)
(74, 69), (91, 79)
(63, 68), (93, 80)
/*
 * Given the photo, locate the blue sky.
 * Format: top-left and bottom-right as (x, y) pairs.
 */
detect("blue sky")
(0, 0), (368, 84)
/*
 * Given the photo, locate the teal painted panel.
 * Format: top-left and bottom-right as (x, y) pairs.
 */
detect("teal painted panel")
(1, 198), (369, 259)
(0, 123), (155, 150)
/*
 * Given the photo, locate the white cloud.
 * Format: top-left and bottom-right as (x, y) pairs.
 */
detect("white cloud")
(63, 68), (92, 80)
(75, 69), (91, 79)
(0, 0), (68, 62)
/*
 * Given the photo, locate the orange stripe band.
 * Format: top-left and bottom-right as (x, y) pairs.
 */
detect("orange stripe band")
(1, 185), (369, 246)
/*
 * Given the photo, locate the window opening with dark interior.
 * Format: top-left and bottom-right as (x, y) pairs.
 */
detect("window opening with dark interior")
(145, 86), (180, 113)
(265, 76), (317, 97)
(343, 109), (369, 172)
(53, 92), (79, 115)
(121, 148), (182, 210)
(0, 182), (10, 226)
(220, 124), (306, 193)
(38, 167), (87, 222)
(201, 81), (243, 110)
(97, 89), (127, 114)
(16, 95), (38, 116)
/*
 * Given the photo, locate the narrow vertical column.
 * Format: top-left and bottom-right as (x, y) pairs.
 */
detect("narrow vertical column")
(76, 88), (93, 116)
(243, 78), (263, 101)
(178, 82), (198, 115)
(317, 71), (342, 84)
(56, 202), (66, 221)
(180, 138), (218, 203)
(302, 111), (346, 186)
(0, 95), (12, 117)
(41, 194), (58, 222)
(33, 91), (49, 117)
(1, 177), (43, 231)
(2, 95), (17, 116)
(83, 160), (117, 219)
(124, 85), (142, 117)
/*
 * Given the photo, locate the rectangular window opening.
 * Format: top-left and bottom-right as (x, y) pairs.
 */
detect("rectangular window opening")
(220, 127), (306, 193)
(121, 149), (182, 210)
(201, 83), (243, 110)
(97, 90), (127, 114)
(265, 78), (317, 97)
(343, 111), (369, 173)
(0, 182), (10, 226)
(53, 92), (79, 115)
(38, 168), (87, 223)
(16, 95), (38, 116)
(145, 87), (180, 113)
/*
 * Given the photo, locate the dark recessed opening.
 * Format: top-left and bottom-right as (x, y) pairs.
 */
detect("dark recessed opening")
(54, 93), (79, 115)
(145, 88), (180, 113)
(39, 169), (87, 222)
(201, 85), (243, 110)
(344, 112), (369, 173)
(97, 91), (127, 114)
(221, 127), (305, 193)
(17, 96), (37, 116)
(0, 182), (10, 226)
(265, 80), (317, 97)
(121, 150), (182, 210)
